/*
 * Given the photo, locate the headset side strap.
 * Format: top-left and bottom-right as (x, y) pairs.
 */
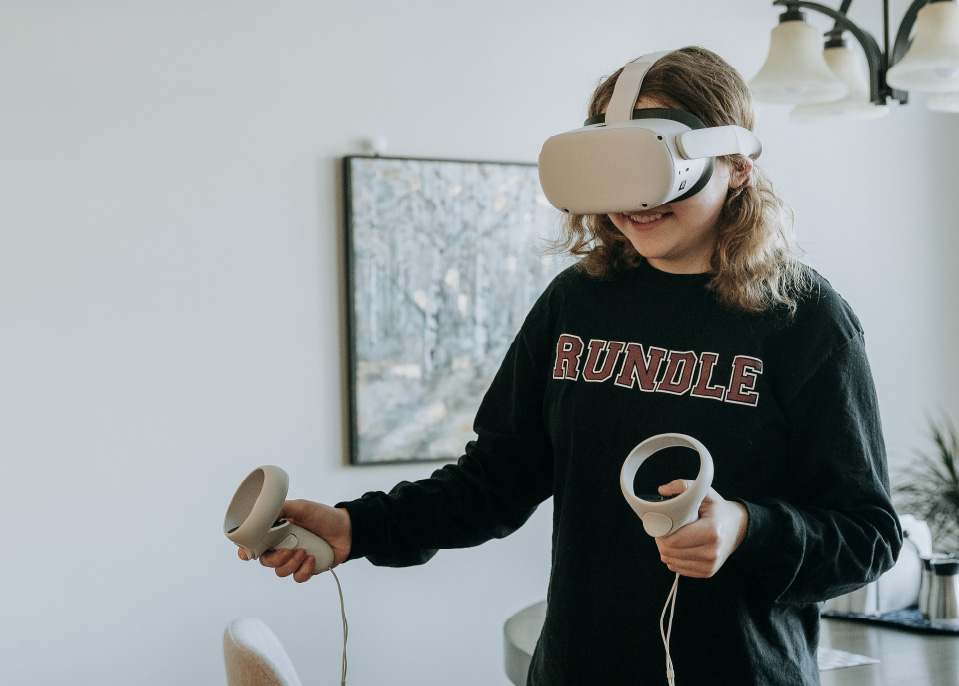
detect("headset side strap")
(677, 126), (763, 160)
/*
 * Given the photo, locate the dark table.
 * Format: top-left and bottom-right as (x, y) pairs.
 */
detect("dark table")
(820, 617), (959, 686)
(504, 603), (959, 685)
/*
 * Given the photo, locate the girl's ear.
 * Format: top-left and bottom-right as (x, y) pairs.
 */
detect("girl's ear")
(728, 157), (754, 190)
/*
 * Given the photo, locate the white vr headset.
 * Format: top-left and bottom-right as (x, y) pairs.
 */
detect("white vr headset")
(538, 50), (763, 216)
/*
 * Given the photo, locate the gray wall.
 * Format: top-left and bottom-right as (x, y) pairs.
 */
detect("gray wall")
(2, 1), (957, 685)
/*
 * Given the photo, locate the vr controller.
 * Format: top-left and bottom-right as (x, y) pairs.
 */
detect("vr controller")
(538, 50), (762, 215)
(620, 433), (714, 537)
(224, 465), (335, 574)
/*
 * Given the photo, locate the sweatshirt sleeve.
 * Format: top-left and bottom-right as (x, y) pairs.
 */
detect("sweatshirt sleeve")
(339, 327), (555, 568)
(731, 332), (902, 604)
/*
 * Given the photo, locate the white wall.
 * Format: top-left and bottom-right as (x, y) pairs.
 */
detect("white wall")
(1, 2), (956, 685)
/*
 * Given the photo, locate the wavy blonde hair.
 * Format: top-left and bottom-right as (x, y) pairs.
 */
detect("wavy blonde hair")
(556, 47), (809, 315)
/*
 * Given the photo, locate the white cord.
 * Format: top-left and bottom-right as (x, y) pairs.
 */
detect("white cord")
(328, 568), (349, 686)
(660, 572), (680, 686)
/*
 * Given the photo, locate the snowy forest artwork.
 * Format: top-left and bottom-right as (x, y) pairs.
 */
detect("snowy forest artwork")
(344, 156), (572, 464)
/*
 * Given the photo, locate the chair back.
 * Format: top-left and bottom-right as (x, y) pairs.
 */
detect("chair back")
(223, 618), (303, 686)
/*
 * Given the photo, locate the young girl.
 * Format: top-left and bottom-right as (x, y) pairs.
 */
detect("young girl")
(244, 47), (901, 685)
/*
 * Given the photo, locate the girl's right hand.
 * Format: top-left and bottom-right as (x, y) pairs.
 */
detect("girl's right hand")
(237, 499), (353, 584)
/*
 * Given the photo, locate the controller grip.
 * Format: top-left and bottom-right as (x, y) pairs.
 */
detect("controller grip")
(273, 523), (336, 574)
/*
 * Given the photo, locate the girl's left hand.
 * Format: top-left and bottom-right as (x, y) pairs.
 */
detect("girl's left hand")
(654, 480), (748, 578)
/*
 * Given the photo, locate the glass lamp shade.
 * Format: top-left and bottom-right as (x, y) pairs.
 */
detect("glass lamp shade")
(928, 92), (959, 112)
(886, 1), (959, 93)
(750, 19), (849, 104)
(791, 46), (890, 123)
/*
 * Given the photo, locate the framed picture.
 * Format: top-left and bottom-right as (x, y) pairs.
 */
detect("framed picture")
(343, 155), (572, 465)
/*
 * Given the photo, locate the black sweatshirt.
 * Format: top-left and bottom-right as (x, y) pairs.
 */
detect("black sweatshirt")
(341, 262), (902, 686)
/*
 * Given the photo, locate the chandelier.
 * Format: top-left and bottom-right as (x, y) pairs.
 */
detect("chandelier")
(751, 0), (959, 122)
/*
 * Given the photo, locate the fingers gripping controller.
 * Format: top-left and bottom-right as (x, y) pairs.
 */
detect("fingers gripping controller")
(620, 433), (714, 537)
(224, 465), (335, 574)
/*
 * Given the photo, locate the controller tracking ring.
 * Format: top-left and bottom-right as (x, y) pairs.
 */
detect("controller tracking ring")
(224, 465), (291, 559)
(620, 433), (714, 537)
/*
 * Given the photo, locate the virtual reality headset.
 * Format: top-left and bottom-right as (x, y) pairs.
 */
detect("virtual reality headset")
(538, 51), (763, 215)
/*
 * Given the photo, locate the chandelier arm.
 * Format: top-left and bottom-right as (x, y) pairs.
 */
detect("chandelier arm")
(884, 0), (891, 68)
(885, 0), (933, 105)
(826, 0), (851, 43)
(891, 0), (930, 67)
(772, 0), (893, 105)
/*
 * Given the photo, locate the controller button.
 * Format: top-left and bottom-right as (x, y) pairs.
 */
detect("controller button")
(276, 533), (299, 550)
(642, 513), (674, 538)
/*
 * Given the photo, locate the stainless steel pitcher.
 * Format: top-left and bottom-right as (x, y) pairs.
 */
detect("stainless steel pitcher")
(929, 557), (959, 628)
(920, 556), (934, 618)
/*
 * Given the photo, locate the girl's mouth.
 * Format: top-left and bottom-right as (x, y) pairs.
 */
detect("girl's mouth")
(620, 209), (672, 226)
(626, 211), (665, 224)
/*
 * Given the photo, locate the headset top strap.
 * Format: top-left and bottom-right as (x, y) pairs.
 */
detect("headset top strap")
(605, 50), (673, 124)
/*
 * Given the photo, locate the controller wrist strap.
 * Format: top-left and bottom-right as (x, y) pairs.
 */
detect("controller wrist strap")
(329, 568), (348, 686)
(661, 571), (680, 686)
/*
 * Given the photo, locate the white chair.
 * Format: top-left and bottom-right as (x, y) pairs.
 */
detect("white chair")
(504, 601), (546, 686)
(223, 618), (303, 686)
